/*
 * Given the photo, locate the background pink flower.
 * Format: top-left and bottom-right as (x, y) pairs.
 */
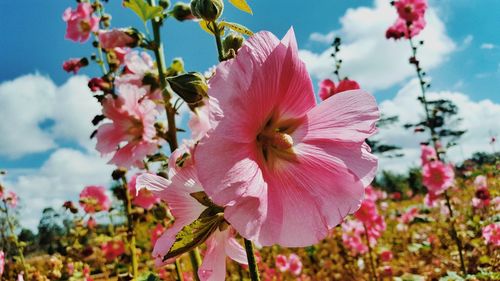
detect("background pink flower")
(101, 240), (125, 261)
(79, 185), (111, 214)
(318, 78), (360, 100)
(288, 254), (303, 276)
(128, 174), (159, 209)
(394, 0), (427, 22)
(98, 29), (136, 49)
(196, 28), (379, 247)
(422, 161), (454, 194)
(62, 3), (99, 42)
(482, 223), (500, 247)
(420, 144), (436, 165)
(275, 254), (289, 272)
(62, 58), (88, 74)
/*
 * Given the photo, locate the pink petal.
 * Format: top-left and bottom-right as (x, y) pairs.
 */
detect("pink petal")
(198, 230), (227, 281)
(224, 235), (247, 265)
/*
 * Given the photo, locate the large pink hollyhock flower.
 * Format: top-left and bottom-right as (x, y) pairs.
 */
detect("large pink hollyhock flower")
(482, 223), (500, 247)
(420, 144), (436, 165)
(422, 161), (454, 194)
(288, 254), (303, 276)
(195, 28), (379, 247)
(128, 174), (159, 209)
(101, 240), (125, 261)
(394, 0), (427, 22)
(95, 84), (159, 168)
(318, 79), (360, 101)
(275, 254), (289, 272)
(98, 29), (136, 49)
(62, 3), (99, 43)
(136, 150), (248, 279)
(79, 186), (111, 214)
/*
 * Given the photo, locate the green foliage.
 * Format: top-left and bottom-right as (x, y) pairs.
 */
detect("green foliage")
(124, 0), (164, 22)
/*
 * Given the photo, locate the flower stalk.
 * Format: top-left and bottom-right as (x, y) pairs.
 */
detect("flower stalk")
(2, 200), (28, 276)
(363, 224), (378, 281)
(120, 176), (139, 279)
(244, 238), (261, 281)
(211, 21), (225, 62)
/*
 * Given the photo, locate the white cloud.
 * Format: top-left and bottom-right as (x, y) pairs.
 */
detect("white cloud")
(480, 43), (495, 50)
(377, 79), (500, 173)
(1, 148), (113, 231)
(0, 74), (100, 158)
(298, 0), (455, 91)
(309, 31), (336, 44)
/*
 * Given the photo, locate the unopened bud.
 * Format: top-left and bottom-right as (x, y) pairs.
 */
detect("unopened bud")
(111, 168), (127, 180)
(190, 0), (223, 22)
(171, 2), (196, 21)
(223, 33), (244, 56)
(167, 72), (208, 104)
(159, 0), (170, 9)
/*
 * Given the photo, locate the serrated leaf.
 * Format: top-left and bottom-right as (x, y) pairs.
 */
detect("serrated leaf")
(124, 0), (163, 22)
(228, 0), (253, 15)
(219, 21), (253, 36)
(164, 213), (224, 261)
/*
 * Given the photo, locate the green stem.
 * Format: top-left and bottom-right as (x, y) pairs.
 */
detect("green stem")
(363, 224), (378, 281)
(444, 191), (467, 275)
(93, 0), (109, 75)
(189, 249), (202, 281)
(175, 259), (185, 281)
(211, 21), (225, 62)
(243, 239), (260, 281)
(3, 200), (28, 275)
(121, 177), (139, 279)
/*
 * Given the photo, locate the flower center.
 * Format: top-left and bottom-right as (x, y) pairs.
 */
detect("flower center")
(257, 130), (294, 150)
(404, 5), (414, 14)
(79, 20), (92, 33)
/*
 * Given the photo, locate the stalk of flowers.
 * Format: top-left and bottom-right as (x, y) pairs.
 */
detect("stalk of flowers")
(386, 0), (467, 274)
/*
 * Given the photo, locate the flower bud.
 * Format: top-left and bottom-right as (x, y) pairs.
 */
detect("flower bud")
(159, 0), (170, 9)
(223, 33), (244, 55)
(170, 2), (196, 21)
(167, 72), (208, 104)
(190, 0), (223, 22)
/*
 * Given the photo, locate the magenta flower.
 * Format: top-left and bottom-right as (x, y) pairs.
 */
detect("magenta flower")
(422, 161), (454, 194)
(420, 144), (436, 165)
(399, 206), (419, 224)
(62, 58), (88, 74)
(195, 29), (379, 247)
(128, 174), (160, 210)
(380, 249), (393, 262)
(318, 78), (361, 101)
(150, 223), (165, 248)
(136, 148), (248, 279)
(275, 254), (289, 272)
(5, 191), (18, 208)
(79, 185), (111, 214)
(386, 17), (426, 40)
(394, 0), (427, 22)
(86, 216), (97, 229)
(482, 223), (500, 247)
(0, 251), (4, 277)
(62, 3), (99, 43)
(95, 84), (159, 168)
(101, 239), (125, 261)
(288, 254), (303, 276)
(342, 220), (369, 255)
(98, 29), (136, 49)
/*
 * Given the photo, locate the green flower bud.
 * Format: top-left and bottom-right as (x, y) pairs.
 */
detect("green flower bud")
(159, 0), (170, 9)
(167, 72), (208, 104)
(171, 2), (195, 21)
(190, 0), (224, 22)
(223, 33), (244, 56)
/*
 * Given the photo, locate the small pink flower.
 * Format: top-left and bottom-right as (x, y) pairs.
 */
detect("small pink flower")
(342, 220), (368, 255)
(288, 254), (302, 276)
(63, 3), (99, 43)
(95, 84), (160, 168)
(128, 174), (160, 209)
(86, 216), (97, 229)
(196, 28), (379, 247)
(400, 206), (419, 224)
(386, 17), (426, 40)
(101, 240), (125, 261)
(17, 273), (24, 281)
(422, 161), (454, 194)
(151, 223), (165, 248)
(424, 191), (439, 208)
(474, 175), (487, 190)
(98, 29), (136, 49)
(275, 254), (289, 272)
(482, 223), (500, 247)
(318, 78), (360, 100)
(380, 249), (393, 262)
(88, 77), (112, 92)
(420, 145), (436, 165)
(0, 251), (4, 277)
(5, 191), (18, 208)
(382, 265), (393, 276)
(63, 58), (88, 74)
(79, 186), (111, 214)
(394, 0), (427, 22)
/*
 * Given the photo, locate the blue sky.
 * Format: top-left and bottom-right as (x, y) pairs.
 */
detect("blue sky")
(0, 0), (499, 230)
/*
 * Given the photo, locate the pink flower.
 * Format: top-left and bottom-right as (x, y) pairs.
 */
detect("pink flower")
(98, 29), (136, 49)
(17, 273), (24, 281)
(474, 175), (487, 190)
(380, 250), (393, 262)
(394, 0), (427, 22)
(288, 254), (303, 276)
(128, 174), (160, 209)
(151, 223), (165, 247)
(195, 29), (379, 247)
(79, 186), (111, 214)
(88, 77), (112, 92)
(0, 251), (4, 277)
(101, 240), (125, 261)
(275, 254), (289, 272)
(5, 191), (18, 208)
(86, 216), (97, 229)
(95, 84), (159, 168)
(136, 148), (248, 279)
(424, 191), (439, 208)
(400, 206), (419, 224)
(188, 101), (212, 141)
(318, 78), (360, 101)
(62, 3), (99, 43)
(420, 144), (436, 165)
(482, 223), (500, 247)
(63, 58), (88, 74)
(386, 17), (426, 40)
(342, 220), (368, 255)
(422, 161), (454, 194)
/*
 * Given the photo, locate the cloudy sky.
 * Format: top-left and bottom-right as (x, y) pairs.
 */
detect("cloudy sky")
(0, 0), (499, 231)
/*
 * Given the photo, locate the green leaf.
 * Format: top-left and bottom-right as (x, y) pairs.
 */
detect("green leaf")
(228, 0), (253, 15)
(164, 213), (224, 261)
(219, 21), (253, 36)
(138, 273), (161, 281)
(124, 0), (163, 22)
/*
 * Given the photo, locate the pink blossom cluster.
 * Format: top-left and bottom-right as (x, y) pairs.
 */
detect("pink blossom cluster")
(101, 239), (126, 261)
(79, 185), (111, 214)
(0, 188), (18, 209)
(471, 175), (491, 209)
(386, 0), (428, 40)
(420, 145), (455, 197)
(482, 223), (500, 247)
(274, 253), (303, 276)
(318, 78), (360, 101)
